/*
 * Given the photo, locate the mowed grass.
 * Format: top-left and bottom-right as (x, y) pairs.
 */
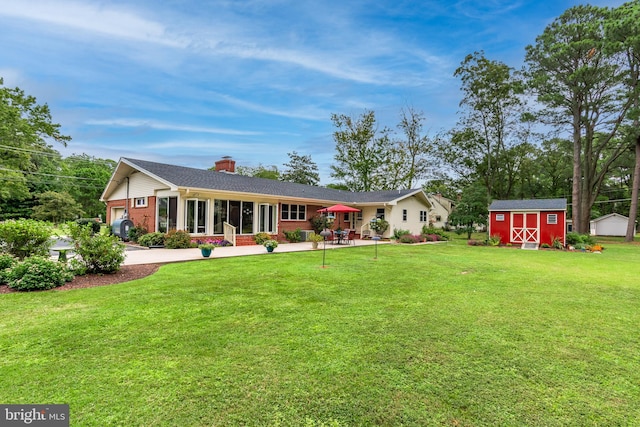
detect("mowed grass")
(1, 243), (639, 426)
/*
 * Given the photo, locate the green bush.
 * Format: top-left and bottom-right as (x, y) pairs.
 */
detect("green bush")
(7, 256), (69, 291)
(393, 228), (411, 240)
(283, 228), (302, 243)
(421, 225), (449, 240)
(0, 253), (17, 285)
(164, 230), (192, 249)
(138, 232), (165, 247)
(253, 232), (271, 245)
(66, 222), (125, 274)
(566, 232), (596, 246)
(128, 226), (148, 243)
(0, 219), (53, 260)
(76, 218), (101, 234)
(488, 234), (501, 246)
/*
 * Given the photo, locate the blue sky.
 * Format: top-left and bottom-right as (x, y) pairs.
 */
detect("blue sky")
(0, 0), (624, 184)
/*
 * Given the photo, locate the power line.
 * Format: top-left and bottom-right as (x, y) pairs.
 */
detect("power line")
(0, 167), (105, 181)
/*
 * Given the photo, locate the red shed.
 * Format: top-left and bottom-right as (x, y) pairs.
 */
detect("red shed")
(488, 199), (567, 249)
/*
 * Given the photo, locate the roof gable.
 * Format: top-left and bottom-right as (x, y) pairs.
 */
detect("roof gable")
(489, 198), (567, 211)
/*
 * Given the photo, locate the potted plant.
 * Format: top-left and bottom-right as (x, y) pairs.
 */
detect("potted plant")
(370, 217), (389, 237)
(198, 241), (216, 257)
(308, 232), (324, 249)
(263, 239), (278, 253)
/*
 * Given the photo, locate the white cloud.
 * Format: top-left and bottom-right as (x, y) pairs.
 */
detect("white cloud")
(0, 0), (187, 47)
(85, 118), (262, 136)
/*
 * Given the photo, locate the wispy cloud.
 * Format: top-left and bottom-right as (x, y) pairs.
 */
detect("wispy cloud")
(85, 118), (262, 136)
(0, 0), (187, 47)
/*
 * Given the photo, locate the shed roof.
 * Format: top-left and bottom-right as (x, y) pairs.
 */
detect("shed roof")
(489, 198), (567, 211)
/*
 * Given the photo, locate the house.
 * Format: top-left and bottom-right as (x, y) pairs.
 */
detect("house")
(488, 198), (567, 248)
(426, 193), (454, 229)
(589, 213), (630, 236)
(100, 157), (432, 245)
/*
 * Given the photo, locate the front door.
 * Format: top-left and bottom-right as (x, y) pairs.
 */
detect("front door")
(511, 212), (538, 243)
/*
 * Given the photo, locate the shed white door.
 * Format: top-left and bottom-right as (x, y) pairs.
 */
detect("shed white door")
(511, 212), (539, 243)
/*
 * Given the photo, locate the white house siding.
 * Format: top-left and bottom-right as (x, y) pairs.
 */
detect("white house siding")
(110, 173), (168, 201)
(590, 214), (629, 236)
(388, 196), (431, 236)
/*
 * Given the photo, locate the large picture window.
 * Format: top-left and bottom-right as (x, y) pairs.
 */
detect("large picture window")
(281, 203), (306, 221)
(157, 197), (177, 233)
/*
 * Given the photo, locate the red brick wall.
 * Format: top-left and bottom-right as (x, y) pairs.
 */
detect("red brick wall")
(106, 197), (157, 232)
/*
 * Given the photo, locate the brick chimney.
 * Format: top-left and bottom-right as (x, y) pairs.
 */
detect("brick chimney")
(215, 156), (236, 173)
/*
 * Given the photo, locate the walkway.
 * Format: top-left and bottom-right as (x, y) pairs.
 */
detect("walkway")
(123, 239), (388, 265)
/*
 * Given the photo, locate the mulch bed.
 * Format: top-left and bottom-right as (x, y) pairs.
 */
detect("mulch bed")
(0, 263), (162, 294)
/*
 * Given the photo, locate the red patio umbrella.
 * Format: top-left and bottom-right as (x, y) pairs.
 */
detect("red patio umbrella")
(317, 204), (361, 229)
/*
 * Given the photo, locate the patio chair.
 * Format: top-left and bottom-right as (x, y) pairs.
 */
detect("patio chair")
(348, 229), (356, 245)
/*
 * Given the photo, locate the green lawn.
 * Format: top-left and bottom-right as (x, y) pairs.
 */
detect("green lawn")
(1, 243), (639, 426)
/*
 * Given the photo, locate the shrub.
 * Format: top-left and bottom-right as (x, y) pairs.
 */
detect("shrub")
(541, 243), (551, 248)
(370, 218), (389, 234)
(467, 239), (485, 246)
(76, 218), (101, 235)
(424, 234), (443, 242)
(566, 232), (596, 246)
(393, 228), (411, 240)
(0, 219), (53, 260)
(0, 253), (17, 285)
(421, 225), (449, 240)
(309, 215), (331, 234)
(66, 222), (125, 274)
(165, 230), (192, 249)
(283, 228), (302, 243)
(253, 232), (271, 245)
(488, 234), (501, 246)
(128, 226), (148, 243)
(7, 256), (69, 291)
(551, 236), (564, 250)
(138, 232), (165, 247)
(398, 234), (421, 244)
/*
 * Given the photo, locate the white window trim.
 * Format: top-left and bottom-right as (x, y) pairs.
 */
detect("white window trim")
(496, 214), (505, 222)
(133, 197), (147, 208)
(547, 214), (558, 224)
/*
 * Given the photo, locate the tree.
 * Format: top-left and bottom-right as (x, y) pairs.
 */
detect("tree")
(62, 154), (116, 219)
(606, 1), (640, 241)
(448, 183), (489, 239)
(0, 78), (70, 206)
(448, 51), (529, 200)
(525, 5), (631, 233)
(32, 191), (84, 223)
(390, 107), (434, 189)
(281, 151), (320, 186)
(234, 164), (280, 180)
(330, 110), (392, 191)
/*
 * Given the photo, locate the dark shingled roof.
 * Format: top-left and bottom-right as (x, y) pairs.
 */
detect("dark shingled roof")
(123, 158), (421, 204)
(489, 198), (567, 211)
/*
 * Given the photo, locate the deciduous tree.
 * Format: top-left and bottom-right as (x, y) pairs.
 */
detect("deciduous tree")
(281, 151), (320, 186)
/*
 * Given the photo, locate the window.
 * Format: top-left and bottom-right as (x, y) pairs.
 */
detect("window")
(402, 209), (407, 221)
(185, 199), (207, 234)
(157, 197), (177, 233)
(281, 203), (306, 221)
(420, 211), (428, 222)
(547, 214), (557, 224)
(496, 214), (505, 221)
(134, 197), (147, 208)
(376, 208), (385, 220)
(435, 215), (442, 222)
(258, 204), (277, 233)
